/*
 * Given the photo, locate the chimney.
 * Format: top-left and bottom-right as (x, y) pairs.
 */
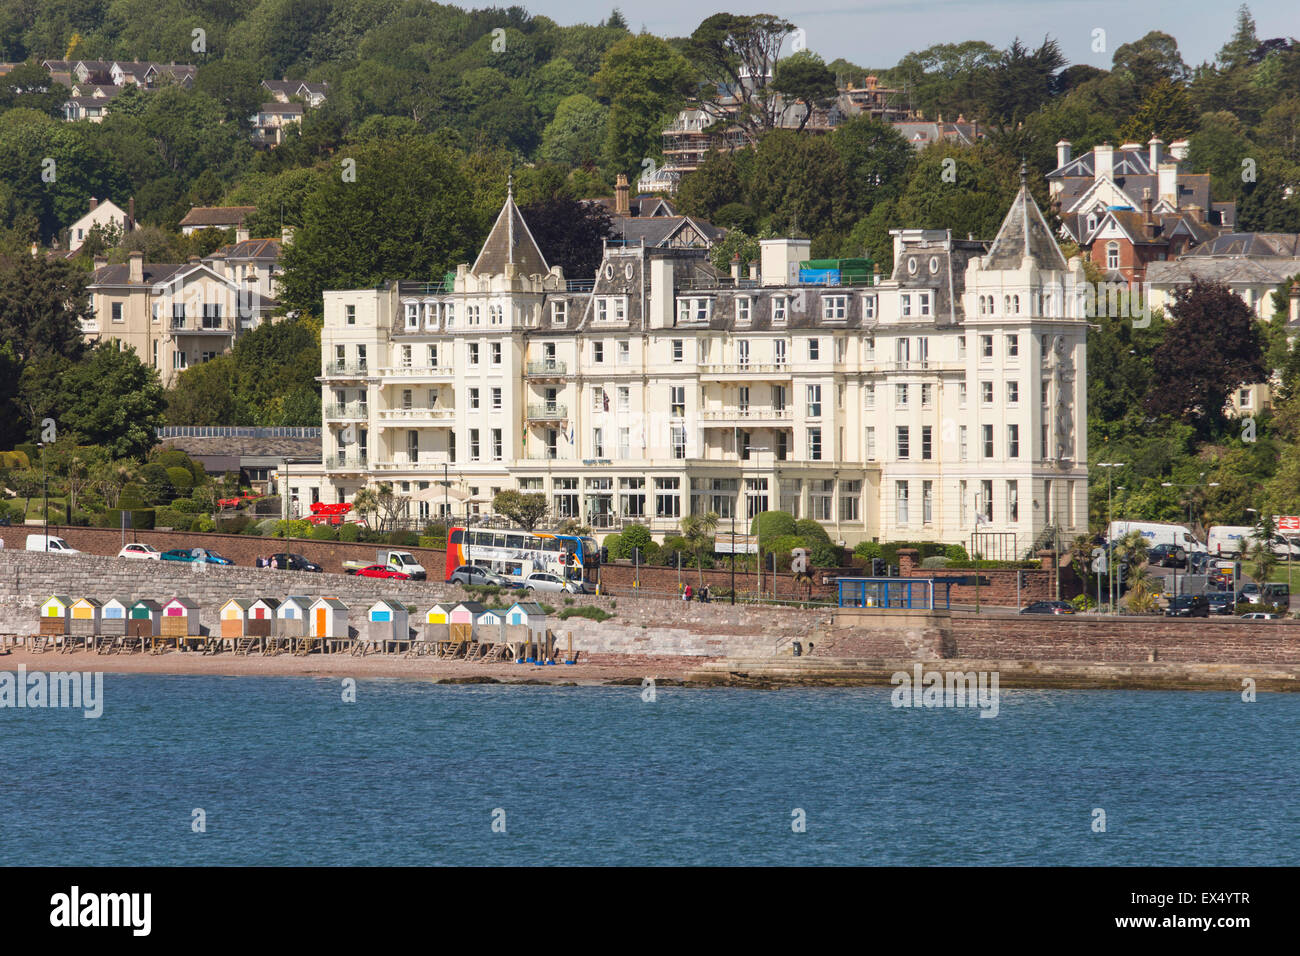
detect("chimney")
(731, 252), (742, 281)
(1148, 136), (1164, 169)
(1158, 161), (1179, 208)
(748, 260), (760, 282)
(281, 225), (295, 247)
(29, 242), (39, 258)
(93, 254), (107, 270)
(1094, 143), (1114, 182)
(89, 196), (98, 211)
(127, 196), (135, 229)
(1056, 139), (1072, 169)
(188, 255), (200, 265)
(128, 250), (143, 283)
(614, 174), (630, 216)
(236, 225), (250, 243)
(1142, 188), (1156, 238)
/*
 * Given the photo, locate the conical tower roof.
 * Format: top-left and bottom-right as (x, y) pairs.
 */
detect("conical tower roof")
(985, 164), (1068, 272)
(470, 175), (549, 277)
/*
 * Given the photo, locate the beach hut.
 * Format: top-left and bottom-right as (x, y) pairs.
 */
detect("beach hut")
(69, 597), (103, 638)
(448, 601), (485, 643)
(309, 597), (349, 640)
(219, 599), (254, 640)
(366, 599), (410, 644)
(161, 597), (200, 639)
(506, 602), (549, 638)
(39, 595), (72, 636)
(276, 595), (312, 638)
(247, 597), (280, 639)
(475, 607), (505, 644)
(100, 598), (132, 638)
(128, 599), (162, 637)
(420, 602), (453, 644)
(424, 602), (454, 625)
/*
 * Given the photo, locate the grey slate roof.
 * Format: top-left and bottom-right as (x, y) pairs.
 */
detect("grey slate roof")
(471, 188), (549, 277)
(985, 182), (1068, 272)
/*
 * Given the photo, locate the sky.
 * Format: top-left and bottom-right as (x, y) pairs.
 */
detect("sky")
(523, 0), (1298, 72)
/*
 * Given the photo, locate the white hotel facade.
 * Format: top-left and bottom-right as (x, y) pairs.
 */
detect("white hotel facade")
(292, 177), (1090, 554)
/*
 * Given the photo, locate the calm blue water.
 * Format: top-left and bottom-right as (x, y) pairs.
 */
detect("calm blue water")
(1, 674), (1295, 865)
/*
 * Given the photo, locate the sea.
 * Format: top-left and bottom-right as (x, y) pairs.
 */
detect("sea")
(1, 674), (1295, 866)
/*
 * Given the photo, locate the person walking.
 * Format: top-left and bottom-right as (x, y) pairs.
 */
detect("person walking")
(684, 584), (693, 602)
(700, 584), (710, 603)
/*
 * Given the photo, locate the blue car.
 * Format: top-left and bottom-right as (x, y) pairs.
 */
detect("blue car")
(160, 548), (234, 565)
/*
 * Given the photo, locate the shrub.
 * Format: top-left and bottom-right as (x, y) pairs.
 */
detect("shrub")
(945, 544), (970, 561)
(417, 535), (442, 548)
(387, 529), (417, 547)
(558, 606), (612, 622)
(103, 507), (155, 530)
(192, 516), (215, 533)
(853, 540), (883, 561)
(563, 597), (575, 606)
(171, 497), (201, 513)
(920, 555), (952, 569)
(310, 523), (338, 541)
(255, 517), (281, 536)
(139, 463), (172, 502)
(0, 450), (30, 469)
(752, 510), (797, 539)
(621, 523), (653, 551)
(215, 514), (250, 535)
(1071, 594), (1096, 611)
(154, 506), (183, 529)
(273, 519), (311, 538)
(764, 533), (804, 568)
(794, 519), (832, 546)
(338, 523), (361, 542)
(14, 443), (38, 465)
(602, 532), (623, 558)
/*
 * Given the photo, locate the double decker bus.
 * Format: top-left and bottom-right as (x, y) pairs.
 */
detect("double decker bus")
(445, 527), (600, 588)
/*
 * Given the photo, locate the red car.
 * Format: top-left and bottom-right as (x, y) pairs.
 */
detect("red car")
(353, 564), (410, 580)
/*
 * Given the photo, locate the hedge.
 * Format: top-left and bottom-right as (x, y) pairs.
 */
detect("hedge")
(103, 507), (155, 530)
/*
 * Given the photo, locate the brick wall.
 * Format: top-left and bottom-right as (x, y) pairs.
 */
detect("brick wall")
(896, 548), (1082, 607)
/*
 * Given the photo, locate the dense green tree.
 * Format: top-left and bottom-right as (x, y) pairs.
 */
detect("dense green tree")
(973, 36), (1065, 128)
(0, 62), (68, 116)
(830, 115), (914, 216)
(594, 33), (694, 176)
(0, 253), (87, 364)
(1118, 79), (1198, 144)
(539, 94), (608, 167)
(518, 196), (612, 280)
(772, 50), (838, 133)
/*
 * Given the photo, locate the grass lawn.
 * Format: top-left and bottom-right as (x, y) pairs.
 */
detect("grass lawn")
(19, 497), (68, 520)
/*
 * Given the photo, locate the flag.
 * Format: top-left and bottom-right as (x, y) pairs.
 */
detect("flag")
(603, 389), (609, 412)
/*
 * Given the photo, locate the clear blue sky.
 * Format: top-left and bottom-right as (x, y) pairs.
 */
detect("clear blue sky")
(526, 1), (1297, 71)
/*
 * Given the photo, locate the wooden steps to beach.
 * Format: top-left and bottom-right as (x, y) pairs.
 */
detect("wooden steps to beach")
(294, 637), (319, 656)
(29, 635), (48, 653)
(234, 637), (258, 656)
(96, 636), (118, 655)
(263, 637), (286, 657)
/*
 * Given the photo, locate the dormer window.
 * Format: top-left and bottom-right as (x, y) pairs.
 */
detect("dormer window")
(1086, 213), (1097, 234)
(405, 303), (419, 329)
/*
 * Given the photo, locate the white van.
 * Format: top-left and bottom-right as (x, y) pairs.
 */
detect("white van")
(26, 534), (80, 554)
(1207, 525), (1300, 558)
(1107, 521), (1205, 553)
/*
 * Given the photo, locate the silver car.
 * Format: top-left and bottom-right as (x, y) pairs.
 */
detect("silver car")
(524, 572), (580, 594)
(448, 565), (511, 587)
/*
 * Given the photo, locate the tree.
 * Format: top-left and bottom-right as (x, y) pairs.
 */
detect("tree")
(539, 94), (608, 167)
(686, 14), (795, 145)
(1146, 279), (1266, 432)
(709, 228), (761, 276)
(680, 510), (719, 587)
(0, 254), (87, 364)
(1112, 31), (1189, 89)
(518, 197), (613, 280)
(594, 33), (695, 175)
(0, 62), (68, 117)
(165, 355), (243, 425)
(1118, 79), (1198, 144)
(492, 490), (548, 531)
(973, 37), (1065, 129)
(771, 51), (837, 133)
(193, 59), (265, 126)
(831, 116), (914, 217)
(352, 486), (379, 529)
(1217, 4), (1259, 71)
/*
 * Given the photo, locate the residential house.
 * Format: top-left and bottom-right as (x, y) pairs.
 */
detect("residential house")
(64, 197), (134, 252)
(178, 205), (258, 236)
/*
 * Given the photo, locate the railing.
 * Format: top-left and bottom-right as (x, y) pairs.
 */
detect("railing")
(525, 360), (567, 376)
(325, 454), (368, 470)
(158, 426), (321, 439)
(699, 408), (793, 421)
(376, 365), (454, 377)
(324, 403), (368, 420)
(322, 361), (369, 377)
(700, 363), (792, 376)
(169, 320), (233, 334)
(526, 404), (567, 420)
(376, 407), (455, 422)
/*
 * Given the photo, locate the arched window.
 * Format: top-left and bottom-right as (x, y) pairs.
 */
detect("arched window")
(1106, 241), (1120, 271)
(1012, 295), (1020, 313)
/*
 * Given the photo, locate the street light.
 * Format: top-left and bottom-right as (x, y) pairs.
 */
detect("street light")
(1097, 463), (1125, 613)
(38, 441), (48, 551)
(749, 445), (770, 596)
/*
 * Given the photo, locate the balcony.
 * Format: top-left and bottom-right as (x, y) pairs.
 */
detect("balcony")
(322, 361), (370, 379)
(169, 319), (234, 335)
(376, 364), (455, 380)
(526, 403), (567, 422)
(372, 452), (454, 470)
(324, 403), (368, 421)
(525, 360), (567, 378)
(700, 363), (793, 380)
(700, 407), (794, 424)
(376, 407), (455, 425)
(325, 454), (368, 471)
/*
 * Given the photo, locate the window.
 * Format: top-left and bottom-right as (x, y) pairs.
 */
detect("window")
(672, 339), (683, 362)
(981, 381), (993, 404)
(592, 427), (604, 458)
(491, 387), (502, 411)
(618, 426), (630, 458)
(468, 343), (479, 365)
(922, 481), (933, 524)
(1008, 481), (1019, 522)
(655, 477), (681, 518)
(469, 428), (480, 461)
(774, 339), (787, 366)
(896, 481), (909, 524)
(492, 428), (502, 461)
(111, 302), (123, 322)
(1007, 381), (1019, 404)
(1042, 422), (1050, 459)
(957, 335), (966, 359)
(960, 480), (968, 525)
(400, 344), (413, 369)
(866, 426), (876, 460)
(345, 304), (355, 325)
(469, 388), (480, 410)
(921, 383), (933, 408)
(959, 425), (968, 460)
(921, 425), (932, 460)
(840, 480), (860, 522)
(1007, 334), (1019, 358)
(489, 304), (503, 325)
(618, 340), (630, 365)
(811, 480), (833, 521)
(865, 384), (875, 409)
(773, 296), (787, 323)
(808, 338), (820, 360)
(808, 427), (822, 461)
(491, 342), (502, 365)
(173, 351), (188, 370)
(900, 294), (912, 317)
(919, 292), (931, 316)
(863, 294), (876, 319)
(552, 301), (567, 325)
(468, 304), (481, 326)
(1239, 388), (1252, 409)
(807, 384), (822, 417)
(980, 480), (993, 522)
(896, 338), (910, 364)
(982, 424), (994, 458)
(775, 432), (788, 461)
(738, 339), (750, 367)
(1008, 424), (1020, 458)
(823, 295), (847, 320)
(424, 303), (438, 329)
(405, 303), (419, 329)
(736, 298), (751, 323)
(619, 477), (645, 518)
(670, 386), (685, 418)
(617, 386), (629, 412)
(738, 386), (750, 413)
(445, 302), (455, 327)
(958, 382), (968, 406)
(895, 384), (908, 408)
(1041, 380), (1050, 406)
(1106, 241), (1120, 270)
(980, 335), (993, 359)
(671, 425), (686, 459)
(152, 341), (158, 367)
(593, 341), (604, 363)
(428, 344), (439, 367)
(356, 345), (367, 370)
(896, 426), (910, 459)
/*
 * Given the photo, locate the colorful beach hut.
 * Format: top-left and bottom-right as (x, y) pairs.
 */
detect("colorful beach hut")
(161, 597), (200, 639)
(69, 597), (103, 637)
(219, 599), (254, 640)
(424, 602), (453, 625)
(366, 599), (410, 643)
(276, 595), (311, 638)
(100, 598), (132, 638)
(475, 607), (505, 644)
(506, 602), (549, 638)
(309, 597), (349, 639)
(39, 595), (72, 636)
(128, 599), (162, 637)
(448, 601), (485, 643)
(247, 597), (280, 638)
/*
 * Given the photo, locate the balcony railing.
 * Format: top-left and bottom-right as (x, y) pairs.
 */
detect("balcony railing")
(700, 407), (793, 422)
(169, 319), (233, 334)
(526, 403), (567, 421)
(325, 454), (368, 470)
(377, 407), (455, 422)
(376, 365), (454, 378)
(324, 403), (368, 420)
(700, 363), (792, 377)
(322, 361), (369, 377)
(525, 360), (567, 377)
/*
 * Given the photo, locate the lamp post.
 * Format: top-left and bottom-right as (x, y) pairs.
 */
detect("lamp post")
(38, 442), (48, 551)
(749, 445), (770, 597)
(1097, 463), (1125, 612)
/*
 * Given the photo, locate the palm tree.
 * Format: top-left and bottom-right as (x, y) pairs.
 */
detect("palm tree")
(1246, 539), (1276, 591)
(680, 511), (719, 589)
(1113, 530), (1155, 613)
(352, 486), (379, 529)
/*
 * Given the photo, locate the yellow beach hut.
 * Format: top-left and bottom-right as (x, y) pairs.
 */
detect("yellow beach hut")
(39, 595), (72, 636)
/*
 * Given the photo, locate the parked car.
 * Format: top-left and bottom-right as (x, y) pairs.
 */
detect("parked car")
(262, 552), (323, 572)
(524, 572), (581, 594)
(1186, 552), (1210, 574)
(1148, 543), (1188, 568)
(353, 564), (409, 580)
(1260, 583), (1290, 606)
(1164, 595), (1210, 617)
(25, 534), (79, 554)
(160, 548), (233, 565)
(1018, 601), (1075, 615)
(1204, 592), (1237, 615)
(448, 565), (511, 587)
(117, 543), (161, 560)
(1240, 611), (1280, 620)
(1238, 582), (1262, 605)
